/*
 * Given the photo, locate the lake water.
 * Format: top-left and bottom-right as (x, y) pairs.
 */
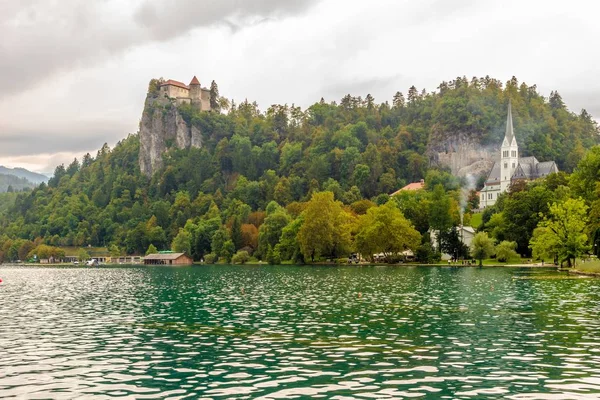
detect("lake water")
(1, 265), (600, 399)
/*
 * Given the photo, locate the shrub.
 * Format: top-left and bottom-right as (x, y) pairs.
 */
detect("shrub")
(231, 250), (250, 265)
(496, 240), (519, 262)
(204, 253), (217, 264)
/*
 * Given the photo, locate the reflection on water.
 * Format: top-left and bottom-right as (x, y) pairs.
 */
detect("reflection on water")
(1, 265), (600, 398)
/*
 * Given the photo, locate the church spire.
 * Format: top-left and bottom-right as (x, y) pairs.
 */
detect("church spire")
(504, 99), (515, 145)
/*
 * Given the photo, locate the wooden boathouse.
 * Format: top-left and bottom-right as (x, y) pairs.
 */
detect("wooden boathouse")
(143, 252), (193, 266)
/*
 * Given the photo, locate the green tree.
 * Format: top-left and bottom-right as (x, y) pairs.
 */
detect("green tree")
(529, 198), (589, 267)
(109, 244), (121, 258)
(78, 249), (91, 262)
(256, 202), (290, 259)
(355, 201), (421, 263)
(297, 192), (353, 262)
(221, 240), (235, 262)
(210, 80), (220, 110)
(211, 228), (230, 257)
(495, 240), (518, 262)
(146, 243), (158, 255)
(171, 228), (192, 255)
(470, 232), (495, 267)
(570, 146), (600, 202)
(275, 217), (304, 263)
(231, 250), (250, 264)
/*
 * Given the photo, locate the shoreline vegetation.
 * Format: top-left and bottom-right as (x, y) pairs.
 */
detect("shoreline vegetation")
(0, 260), (591, 269)
(0, 76), (599, 268)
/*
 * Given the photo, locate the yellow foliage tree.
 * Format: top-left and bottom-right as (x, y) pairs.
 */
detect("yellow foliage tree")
(297, 192), (354, 262)
(355, 201), (421, 262)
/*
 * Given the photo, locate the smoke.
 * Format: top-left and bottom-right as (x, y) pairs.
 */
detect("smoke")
(460, 173), (477, 226)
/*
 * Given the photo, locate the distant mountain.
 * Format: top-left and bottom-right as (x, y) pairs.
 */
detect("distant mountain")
(0, 173), (36, 193)
(0, 166), (48, 184)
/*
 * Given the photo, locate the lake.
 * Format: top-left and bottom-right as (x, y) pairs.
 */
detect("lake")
(1, 265), (599, 398)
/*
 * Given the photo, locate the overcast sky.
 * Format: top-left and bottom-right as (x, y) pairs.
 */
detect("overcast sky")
(1, 0), (599, 173)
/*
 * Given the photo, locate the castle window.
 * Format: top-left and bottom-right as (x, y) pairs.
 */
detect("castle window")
(504, 163), (507, 169)
(511, 151), (516, 157)
(512, 163), (515, 169)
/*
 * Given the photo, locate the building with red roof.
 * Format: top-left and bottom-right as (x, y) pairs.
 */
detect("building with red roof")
(159, 76), (212, 111)
(390, 179), (425, 196)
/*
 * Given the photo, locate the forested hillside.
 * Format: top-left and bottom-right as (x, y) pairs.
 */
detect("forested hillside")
(0, 173), (36, 193)
(0, 76), (598, 262)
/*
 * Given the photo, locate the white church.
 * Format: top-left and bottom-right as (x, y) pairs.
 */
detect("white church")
(480, 101), (558, 208)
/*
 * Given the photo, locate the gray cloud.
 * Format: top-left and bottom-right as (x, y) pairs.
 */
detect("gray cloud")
(1, 0), (600, 173)
(0, 125), (129, 157)
(0, 0), (319, 99)
(134, 0), (318, 40)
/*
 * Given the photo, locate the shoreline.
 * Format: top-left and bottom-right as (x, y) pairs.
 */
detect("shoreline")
(1, 262), (557, 268)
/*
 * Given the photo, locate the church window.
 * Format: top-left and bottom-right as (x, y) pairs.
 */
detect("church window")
(511, 151), (516, 157)
(504, 163), (507, 169)
(512, 163), (515, 169)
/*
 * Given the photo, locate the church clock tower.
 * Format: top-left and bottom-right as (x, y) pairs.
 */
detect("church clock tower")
(500, 100), (519, 193)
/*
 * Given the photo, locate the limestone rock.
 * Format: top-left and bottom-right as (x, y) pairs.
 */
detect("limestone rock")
(427, 128), (497, 178)
(138, 94), (202, 176)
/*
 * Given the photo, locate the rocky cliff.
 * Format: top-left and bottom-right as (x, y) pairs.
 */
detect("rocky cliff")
(139, 95), (202, 176)
(427, 127), (497, 178)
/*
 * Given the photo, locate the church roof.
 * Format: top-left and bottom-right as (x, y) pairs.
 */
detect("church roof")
(485, 162), (501, 185)
(537, 161), (558, 176)
(502, 100), (517, 147)
(189, 76), (200, 86)
(511, 157), (558, 180)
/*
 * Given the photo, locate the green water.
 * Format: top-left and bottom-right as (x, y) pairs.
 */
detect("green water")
(1, 265), (599, 398)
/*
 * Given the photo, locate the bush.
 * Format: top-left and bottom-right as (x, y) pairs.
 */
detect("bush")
(496, 240), (519, 262)
(266, 245), (281, 265)
(231, 250), (250, 265)
(204, 253), (217, 264)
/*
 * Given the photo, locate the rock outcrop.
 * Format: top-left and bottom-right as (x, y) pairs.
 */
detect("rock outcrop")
(427, 128), (497, 178)
(139, 95), (203, 176)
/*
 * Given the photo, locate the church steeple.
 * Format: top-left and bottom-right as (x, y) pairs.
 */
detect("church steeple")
(500, 99), (519, 193)
(503, 100), (516, 146)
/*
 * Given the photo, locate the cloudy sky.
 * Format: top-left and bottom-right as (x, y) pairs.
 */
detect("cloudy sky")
(1, 0), (599, 173)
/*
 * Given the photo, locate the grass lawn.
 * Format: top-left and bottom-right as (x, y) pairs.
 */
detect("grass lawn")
(574, 258), (600, 273)
(476, 257), (537, 266)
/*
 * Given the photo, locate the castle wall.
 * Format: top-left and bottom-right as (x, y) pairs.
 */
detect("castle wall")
(161, 85), (189, 99)
(201, 89), (211, 111)
(189, 85), (201, 100)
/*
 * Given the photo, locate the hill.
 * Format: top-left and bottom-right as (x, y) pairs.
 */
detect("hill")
(0, 173), (36, 193)
(0, 76), (598, 259)
(0, 166), (48, 184)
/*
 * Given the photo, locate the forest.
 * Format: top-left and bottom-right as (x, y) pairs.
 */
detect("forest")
(0, 76), (598, 264)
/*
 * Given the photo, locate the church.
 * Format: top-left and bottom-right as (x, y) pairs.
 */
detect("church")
(479, 102), (558, 208)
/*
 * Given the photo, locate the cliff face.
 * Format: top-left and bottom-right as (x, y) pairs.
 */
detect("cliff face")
(427, 128), (496, 178)
(139, 95), (203, 176)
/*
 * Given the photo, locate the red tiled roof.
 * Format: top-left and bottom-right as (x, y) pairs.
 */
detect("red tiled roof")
(161, 79), (189, 90)
(189, 76), (200, 85)
(391, 180), (425, 196)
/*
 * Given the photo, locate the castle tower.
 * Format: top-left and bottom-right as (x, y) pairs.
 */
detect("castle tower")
(189, 76), (201, 100)
(500, 100), (519, 192)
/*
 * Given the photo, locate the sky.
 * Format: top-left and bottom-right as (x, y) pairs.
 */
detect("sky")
(1, 0), (599, 174)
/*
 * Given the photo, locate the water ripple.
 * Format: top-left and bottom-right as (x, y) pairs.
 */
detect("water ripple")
(1, 265), (600, 398)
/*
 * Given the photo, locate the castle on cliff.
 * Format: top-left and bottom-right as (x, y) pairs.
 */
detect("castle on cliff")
(479, 101), (558, 208)
(159, 76), (212, 111)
